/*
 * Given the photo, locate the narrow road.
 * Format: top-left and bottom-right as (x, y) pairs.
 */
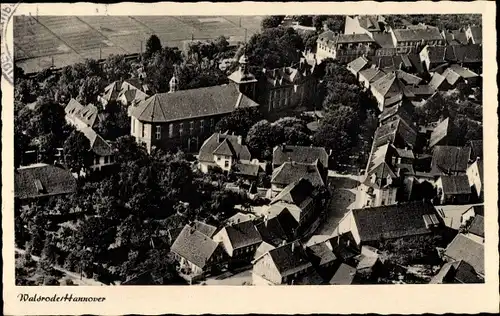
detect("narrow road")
(15, 248), (105, 286)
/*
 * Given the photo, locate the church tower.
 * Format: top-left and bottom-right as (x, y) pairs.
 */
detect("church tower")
(228, 51), (258, 100)
(169, 65), (179, 93)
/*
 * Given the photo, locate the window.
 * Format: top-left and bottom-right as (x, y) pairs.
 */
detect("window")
(217, 156), (221, 161)
(179, 123), (184, 136)
(104, 156), (109, 164)
(210, 119), (215, 131)
(169, 123), (174, 138)
(224, 161), (229, 168)
(190, 121), (194, 135)
(155, 125), (161, 140)
(132, 119), (135, 133)
(200, 120), (205, 134)
(141, 123), (145, 138)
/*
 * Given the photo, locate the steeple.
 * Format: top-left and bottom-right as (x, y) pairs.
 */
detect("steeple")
(169, 65), (179, 93)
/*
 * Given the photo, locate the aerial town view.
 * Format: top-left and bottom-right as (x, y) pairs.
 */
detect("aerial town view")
(13, 14), (484, 286)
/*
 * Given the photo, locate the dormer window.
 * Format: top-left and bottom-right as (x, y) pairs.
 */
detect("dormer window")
(34, 179), (45, 193)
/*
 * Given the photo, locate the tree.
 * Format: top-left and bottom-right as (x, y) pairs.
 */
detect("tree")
(325, 16), (345, 33)
(145, 34), (162, 59)
(144, 47), (182, 93)
(77, 76), (105, 105)
(246, 27), (304, 69)
(215, 107), (262, 137)
(301, 31), (319, 51)
(313, 106), (360, 168)
(63, 130), (92, 174)
(261, 16), (284, 29)
(293, 15), (313, 26)
(102, 54), (133, 82)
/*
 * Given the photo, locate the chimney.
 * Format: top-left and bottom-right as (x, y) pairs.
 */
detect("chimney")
(346, 239), (350, 247)
(237, 135), (243, 145)
(217, 133), (220, 143)
(291, 242), (295, 252)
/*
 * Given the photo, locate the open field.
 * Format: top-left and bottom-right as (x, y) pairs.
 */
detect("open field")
(14, 15), (264, 73)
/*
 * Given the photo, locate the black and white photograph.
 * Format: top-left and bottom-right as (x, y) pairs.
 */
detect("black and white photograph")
(9, 10), (489, 287)
(2, 2), (498, 314)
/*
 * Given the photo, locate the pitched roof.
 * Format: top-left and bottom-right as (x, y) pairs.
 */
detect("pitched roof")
(468, 26), (482, 44)
(359, 68), (386, 83)
(373, 117), (417, 148)
(347, 56), (370, 74)
(329, 263), (356, 285)
(423, 45), (456, 65)
(440, 175), (471, 195)
(255, 217), (288, 247)
(268, 241), (312, 277)
(378, 102), (412, 123)
(198, 133), (251, 162)
(270, 178), (316, 207)
(254, 241), (276, 260)
(451, 44), (482, 64)
(453, 260), (484, 283)
(101, 81), (121, 102)
(356, 15), (386, 32)
(131, 84), (258, 123)
(192, 220), (217, 238)
(371, 72), (414, 100)
(467, 215), (484, 238)
(318, 31), (374, 47)
(428, 73), (447, 90)
(223, 220), (262, 250)
(271, 161), (325, 187)
(431, 146), (471, 174)
(364, 144), (398, 189)
(444, 233), (484, 275)
(395, 70), (422, 85)
(352, 201), (438, 243)
(434, 204), (477, 230)
(392, 28), (443, 42)
(407, 53), (426, 73)
(273, 145), (329, 168)
(429, 118), (451, 148)
(443, 30), (468, 45)
(15, 163), (77, 200)
(372, 32), (394, 48)
(307, 242), (337, 266)
(328, 232), (360, 261)
(80, 127), (114, 156)
(443, 64), (479, 85)
(233, 162), (260, 177)
(171, 225), (220, 269)
(226, 212), (256, 225)
(65, 99), (101, 128)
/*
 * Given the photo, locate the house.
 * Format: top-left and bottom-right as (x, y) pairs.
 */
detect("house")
(378, 100), (413, 125)
(259, 58), (318, 114)
(268, 178), (322, 231)
(65, 99), (102, 130)
(465, 26), (482, 44)
(15, 163), (77, 204)
(428, 118), (454, 148)
(328, 263), (357, 285)
(316, 31), (377, 63)
(443, 233), (484, 277)
(369, 55), (414, 72)
(79, 127), (115, 171)
(344, 15), (387, 36)
(369, 71), (415, 111)
(129, 82), (258, 153)
(431, 146), (471, 175)
(170, 225), (228, 280)
(213, 220), (262, 264)
(430, 260), (483, 284)
(270, 161), (326, 196)
(419, 45), (455, 73)
(428, 72), (451, 91)
(372, 116), (417, 149)
(252, 241), (313, 285)
(435, 175), (472, 205)
(255, 215), (292, 247)
(346, 56), (370, 77)
(272, 144), (329, 170)
(359, 144), (400, 207)
(358, 67), (386, 89)
(451, 44), (482, 72)
(306, 241), (337, 269)
(327, 232), (361, 265)
(466, 158), (483, 201)
(198, 132), (252, 173)
(434, 204), (478, 231)
(466, 215), (484, 243)
(335, 201), (440, 246)
(191, 220), (218, 238)
(441, 29), (468, 46)
(441, 64), (480, 87)
(389, 27), (445, 51)
(100, 79), (150, 109)
(226, 212), (256, 225)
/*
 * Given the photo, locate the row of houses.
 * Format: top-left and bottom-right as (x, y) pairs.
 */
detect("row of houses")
(316, 15), (481, 64)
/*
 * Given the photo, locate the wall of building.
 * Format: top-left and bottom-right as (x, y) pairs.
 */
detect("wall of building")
(213, 229), (235, 257)
(90, 154), (115, 171)
(344, 16), (371, 36)
(335, 211), (362, 245)
(252, 255), (282, 285)
(467, 161), (482, 196)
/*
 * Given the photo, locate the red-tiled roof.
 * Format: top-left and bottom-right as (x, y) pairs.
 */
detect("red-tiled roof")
(131, 84), (258, 123)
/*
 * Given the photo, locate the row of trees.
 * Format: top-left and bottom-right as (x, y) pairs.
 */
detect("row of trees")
(383, 14), (482, 31)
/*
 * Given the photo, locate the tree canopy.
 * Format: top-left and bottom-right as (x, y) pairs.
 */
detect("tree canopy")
(145, 34), (162, 59)
(63, 130), (92, 174)
(261, 16), (285, 29)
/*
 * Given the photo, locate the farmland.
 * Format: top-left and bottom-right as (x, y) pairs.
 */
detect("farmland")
(14, 15), (264, 73)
